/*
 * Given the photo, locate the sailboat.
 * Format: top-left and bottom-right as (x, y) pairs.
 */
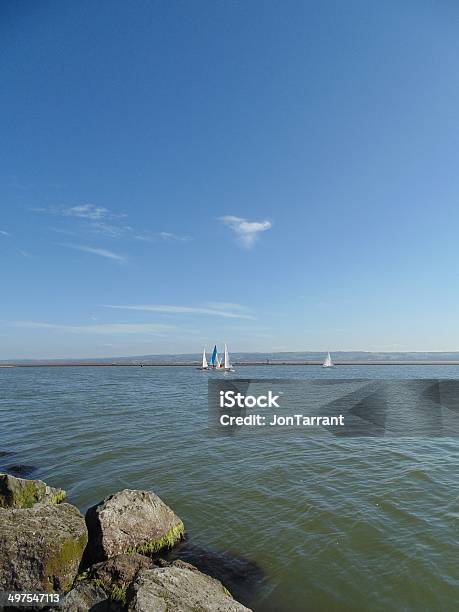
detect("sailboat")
(322, 352), (334, 368)
(209, 345), (218, 368)
(198, 348), (209, 370)
(223, 343), (234, 372)
(213, 344), (234, 371)
(201, 344), (235, 371)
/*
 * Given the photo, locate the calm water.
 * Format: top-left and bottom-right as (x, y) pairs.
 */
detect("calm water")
(0, 365), (458, 611)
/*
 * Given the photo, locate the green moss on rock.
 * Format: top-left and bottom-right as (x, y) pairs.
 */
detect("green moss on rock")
(75, 570), (90, 582)
(84, 489), (186, 565)
(44, 531), (88, 592)
(0, 502), (87, 594)
(79, 577), (128, 605)
(127, 520), (185, 555)
(50, 490), (67, 505)
(81, 552), (155, 606)
(108, 583), (128, 603)
(17, 481), (45, 508)
(0, 473), (66, 509)
(0, 476), (45, 508)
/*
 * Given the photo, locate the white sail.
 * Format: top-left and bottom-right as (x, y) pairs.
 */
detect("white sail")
(201, 343), (234, 371)
(224, 344), (231, 369)
(323, 352), (334, 368)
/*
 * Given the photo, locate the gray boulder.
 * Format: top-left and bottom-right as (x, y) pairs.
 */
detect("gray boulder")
(58, 581), (114, 611)
(84, 489), (184, 564)
(0, 472), (66, 508)
(85, 552), (155, 604)
(126, 562), (252, 611)
(0, 502), (88, 592)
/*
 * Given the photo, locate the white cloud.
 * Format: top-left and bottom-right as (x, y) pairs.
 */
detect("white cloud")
(61, 244), (126, 262)
(33, 204), (123, 221)
(11, 321), (175, 335)
(134, 231), (191, 243)
(0, 230), (11, 236)
(35, 205), (191, 244)
(63, 204), (111, 220)
(87, 222), (134, 238)
(219, 215), (272, 248)
(205, 302), (251, 313)
(104, 303), (254, 319)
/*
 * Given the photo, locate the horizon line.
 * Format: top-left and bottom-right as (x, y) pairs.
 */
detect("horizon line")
(3, 349), (459, 363)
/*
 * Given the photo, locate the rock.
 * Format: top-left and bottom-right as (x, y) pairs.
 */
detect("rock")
(126, 564), (252, 611)
(0, 473), (66, 509)
(86, 553), (155, 604)
(6, 464), (37, 477)
(0, 502), (88, 592)
(58, 581), (115, 611)
(84, 489), (184, 564)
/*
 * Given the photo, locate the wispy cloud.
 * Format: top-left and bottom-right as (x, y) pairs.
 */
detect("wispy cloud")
(33, 204), (124, 221)
(11, 321), (175, 335)
(104, 303), (254, 319)
(60, 244), (126, 262)
(78, 225), (190, 242)
(62, 204), (114, 220)
(88, 222), (134, 238)
(35, 204), (191, 244)
(0, 230), (11, 236)
(159, 231), (190, 242)
(219, 215), (272, 249)
(206, 302), (251, 313)
(134, 231), (191, 243)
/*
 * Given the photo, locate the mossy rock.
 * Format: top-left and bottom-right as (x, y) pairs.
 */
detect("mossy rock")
(0, 502), (88, 592)
(0, 473), (66, 509)
(127, 521), (185, 556)
(80, 552), (155, 605)
(84, 489), (185, 565)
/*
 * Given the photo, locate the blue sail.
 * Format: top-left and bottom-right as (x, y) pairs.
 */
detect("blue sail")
(210, 345), (217, 366)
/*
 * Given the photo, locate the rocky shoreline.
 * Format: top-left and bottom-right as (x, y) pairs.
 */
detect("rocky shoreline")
(0, 473), (252, 611)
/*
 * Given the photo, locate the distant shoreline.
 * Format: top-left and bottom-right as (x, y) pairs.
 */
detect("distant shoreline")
(3, 360), (459, 367)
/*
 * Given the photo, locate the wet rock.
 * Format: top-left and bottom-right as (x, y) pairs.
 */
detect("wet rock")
(6, 464), (37, 477)
(86, 553), (155, 603)
(126, 563), (252, 611)
(0, 502), (88, 592)
(58, 581), (116, 611)
(84, 489), (184, 564)
(0, 473), (66, 509)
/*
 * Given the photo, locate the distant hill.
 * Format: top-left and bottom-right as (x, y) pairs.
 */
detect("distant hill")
(3, 351), (459, 365)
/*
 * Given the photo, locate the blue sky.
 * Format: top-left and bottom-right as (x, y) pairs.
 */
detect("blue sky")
(2, 1), (459, 358)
